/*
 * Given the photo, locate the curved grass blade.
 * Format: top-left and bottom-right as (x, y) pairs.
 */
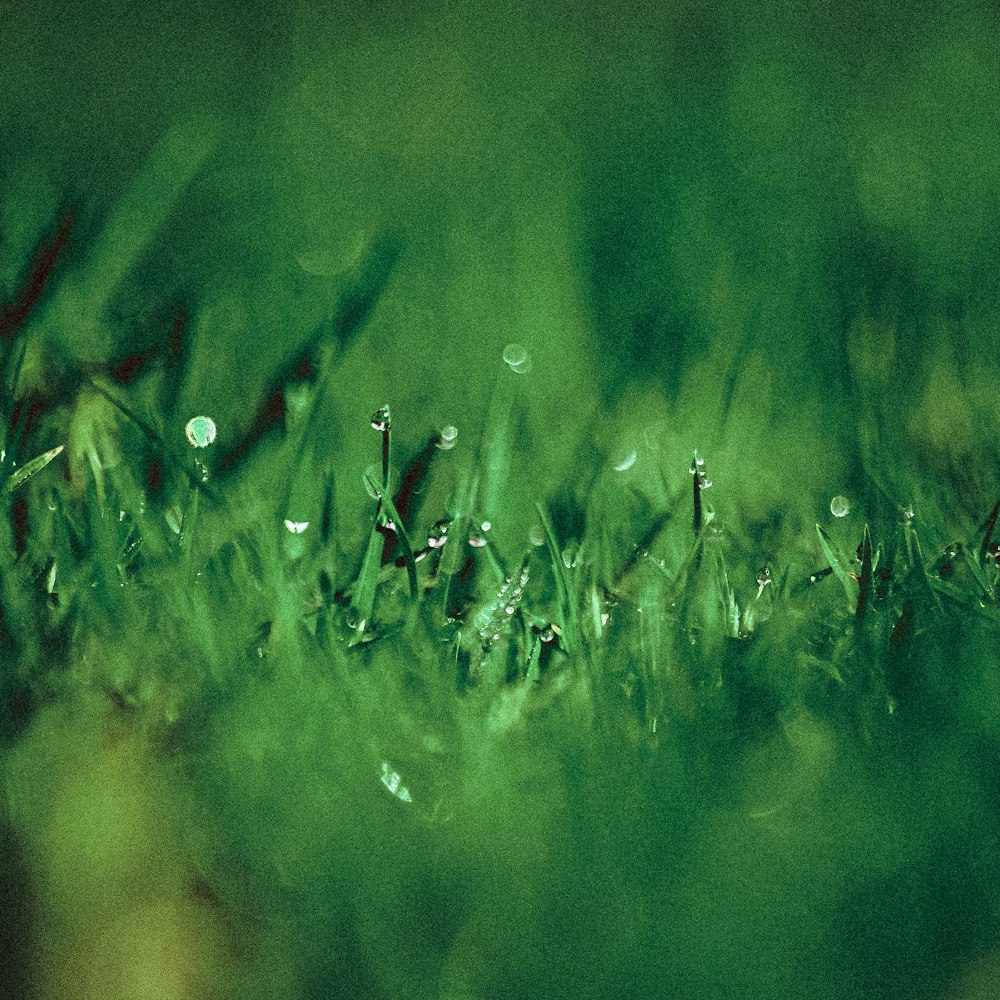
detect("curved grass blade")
(816, 523), (856, 609)
(6, 445), (64, 493)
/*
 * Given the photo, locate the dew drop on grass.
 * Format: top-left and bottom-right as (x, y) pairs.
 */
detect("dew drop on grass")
(436, 424), (458, 450)
(529, 524), (545, 547)
(165, 506), (182, 534)
(370, 405), (391, 432)
(380, 761), (412, 803)
(562, 543), (579, 569)
(184, 415), (217, 449)
(613, 449), (637, 472)
(540, 625), (555, 643)
(427, 516), (452, 548)
(284, 519), (309, 534)
(830, 495), (852, 517)
(468, 519), (491, 547)
(502, 342), (532, 374)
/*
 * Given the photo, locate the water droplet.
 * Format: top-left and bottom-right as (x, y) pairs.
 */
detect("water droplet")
(184, 415), (217, 449)
(540, 626), (555, 643)
(696, 455), (705, 467)
(346, 607), (364, 630)
(830, 495), (852, 518)
(502, 342), (532, 374)
(284, 519), (309, 534)
(945, 542), (963, 559)
(613, 449), (637, 472)
(46, 561), (57, 594)
(698, 478), (712, 490)
(435, 424), (458, 450)
(165, 506), (182, 535)
(469, 535), (487, 548)
(370, 405), (391, 432)
(529, 524), (545, 547)
(427, 516), (452, 548)
(504, 605), (516, 615)
(562, 543), (579, 569)
(902, 505), (915, 522)
(380, 761), (412, 802)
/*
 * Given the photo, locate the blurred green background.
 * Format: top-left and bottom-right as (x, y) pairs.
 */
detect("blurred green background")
(2, 1), (1000, 998)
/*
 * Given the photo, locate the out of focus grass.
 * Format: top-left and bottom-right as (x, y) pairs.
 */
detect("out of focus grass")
(2, 3), (1000, 997)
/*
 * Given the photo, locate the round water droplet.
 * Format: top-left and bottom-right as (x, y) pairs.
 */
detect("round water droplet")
(540, 626), (555, 643)
(529, 524), (545, 547)
(696, 455), (705, 467)
(185, 415), (217, 449)
(502, 342), (532, 374)
(830, 495), (852, 518)
(902, 505), (915, 522)
(756, 566), (772, 587)
(370, 405), (391, 432)
(346, 607), (364, 630)
(436, 424), (459, 450)
(284, 519), (309, 534)
(562, 543), (579, 569)
(698, 478), (712, 490)
(468, 535), (487, 548)
(613, 449), (637, 473)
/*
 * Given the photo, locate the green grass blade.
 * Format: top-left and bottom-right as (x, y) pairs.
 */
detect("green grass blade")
(6, 444), (64, 493)
(363, 473), (418, 600)
(535, 502), (579, 654)
(349, 501), (386, 634)
(856, 524), (873, 620)
(816, 523), (856, 609)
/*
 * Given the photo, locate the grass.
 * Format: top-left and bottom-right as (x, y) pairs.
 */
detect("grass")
(2, 170), (1000, 1000)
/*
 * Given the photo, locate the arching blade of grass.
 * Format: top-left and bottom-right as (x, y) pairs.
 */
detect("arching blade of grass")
(816, 524), (857, 611)
(535, 501), (579, 654)
(5, 445), (64, 493)
(363, 474), (418, 600)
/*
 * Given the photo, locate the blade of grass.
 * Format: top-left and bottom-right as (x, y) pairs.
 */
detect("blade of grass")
(6, 445), (64, 493)
(961, 544), (994, 601)
(816, 524), (856, 610)
(856, 524), (873, 620)
(363, 473), (417, 600)
(349, 500), (385, 635)
(980, 499), (999, 563)
(535, 502), (579, 654)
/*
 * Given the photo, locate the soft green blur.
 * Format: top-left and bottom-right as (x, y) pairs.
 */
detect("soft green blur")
(2, 2), (1000, 999)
